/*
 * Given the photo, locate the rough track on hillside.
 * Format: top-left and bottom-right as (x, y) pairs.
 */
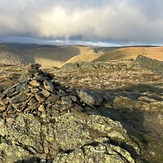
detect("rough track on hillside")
(0, 64), (140, 163)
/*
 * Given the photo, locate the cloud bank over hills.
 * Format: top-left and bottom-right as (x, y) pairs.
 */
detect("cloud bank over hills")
(0, 0), (163, 45)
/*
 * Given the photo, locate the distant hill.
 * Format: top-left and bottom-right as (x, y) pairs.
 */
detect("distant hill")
(60, 46), (104, 66)
(0, 44), (26, 65)
(2, 44), (105, 68)
(93, 46), (163, 62)
(1, 43), (163, 67)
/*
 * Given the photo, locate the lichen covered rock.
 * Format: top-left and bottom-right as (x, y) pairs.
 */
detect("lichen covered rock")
(0, 112), (139, 163)
(78, 88), (103, 106)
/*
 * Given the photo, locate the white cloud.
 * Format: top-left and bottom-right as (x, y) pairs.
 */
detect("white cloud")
(0, 0), (163, 44)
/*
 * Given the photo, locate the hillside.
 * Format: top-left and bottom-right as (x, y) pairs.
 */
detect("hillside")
(93, 46), (163, 62)
(5, 44), (106, 68)
(1, 43), (163, 68)
(0, 44), (26, 65)
(60, 46), (104, 66)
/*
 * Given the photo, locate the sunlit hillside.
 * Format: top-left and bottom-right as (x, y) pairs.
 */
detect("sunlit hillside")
(93, 46), (163, 62)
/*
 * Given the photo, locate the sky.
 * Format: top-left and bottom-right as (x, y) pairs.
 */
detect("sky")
(0, 0), (163, 46)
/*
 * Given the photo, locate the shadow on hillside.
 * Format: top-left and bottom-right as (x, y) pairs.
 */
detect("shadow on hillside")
(97, 83), (163, 162)
(21, 46), (80, 64)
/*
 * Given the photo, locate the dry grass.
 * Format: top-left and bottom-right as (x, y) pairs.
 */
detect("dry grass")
(60, 46), (103, 66)
(93, 46), (163, 62)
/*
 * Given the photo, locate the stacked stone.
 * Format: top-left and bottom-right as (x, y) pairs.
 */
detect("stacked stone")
(0, 63), (103, 118)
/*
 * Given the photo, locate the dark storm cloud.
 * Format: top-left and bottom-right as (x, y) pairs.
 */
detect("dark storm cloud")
(0, 0), (163, 45)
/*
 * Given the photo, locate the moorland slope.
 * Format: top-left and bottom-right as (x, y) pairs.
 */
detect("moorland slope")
(93, 46), (163, 62)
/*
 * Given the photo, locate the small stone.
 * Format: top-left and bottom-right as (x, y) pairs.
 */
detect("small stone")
(27, 69), (40, 76)
(0, 99), (4, 105)
(12, 103), (22, 111)
(46, 96), (58, 104)
(35, 93), (46, 103)
(0, 106), (6, 112)
(30, 88), (39, 93)
(9, 90), (20, 97)
(28, 97), (37, 105)
(28, 63), (41, 70)
(10, 92), (29, 104)
(19, 72), (33, 83)
(29, 80), (41, 87)
(40, 159), (47, 163)
(70, 96), (77, 102)
(61, 96), (72, 109)
(38, 105), (46, 114)
(41, 89), (50, 97)
(3, 97), (10, 105)
(25, 103), (38, 113)
(70, 105), (83, 112)
(16, 83), (28, 92)
(55, 100), (62, 105)
(43, 80), (54, 92)
(33, 75), (45, 82)
(58, 89), (67, 96)
(6, 88), (15, 96)
(44, 146), (49, 154)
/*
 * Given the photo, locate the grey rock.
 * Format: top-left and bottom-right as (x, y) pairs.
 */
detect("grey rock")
(27, 63), (41, 70)
(78, 88), (103, 106)
(35, 92), (46, 103)
(10, 92), (29, 103)
(0, 85), (4, 92)
(43, 80), (54, 92)
(60, 63), (79, 72)
(61, 96), (72, 109)
(41, 89), (50, 97)
(70, 95), (77, 102)
(136, 55), (163, 75)
(19, 71), (33, 83)
(16, 82), (28, 92)
(28, 97), (37, 105)
(0, 113), (139, 162)
(46, 96), (58, 104)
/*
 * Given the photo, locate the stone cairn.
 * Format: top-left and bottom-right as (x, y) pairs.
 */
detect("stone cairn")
(0, 63), (103, 118)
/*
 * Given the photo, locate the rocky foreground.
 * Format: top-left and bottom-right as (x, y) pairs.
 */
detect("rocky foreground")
(0, 55), (163, 162)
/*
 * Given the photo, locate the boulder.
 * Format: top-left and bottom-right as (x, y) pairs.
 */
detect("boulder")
(78, 88), (103, 106)
(0, 113), (139, 163)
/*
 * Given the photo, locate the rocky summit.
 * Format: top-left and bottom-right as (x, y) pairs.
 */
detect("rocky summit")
(0, 63), (140, 163)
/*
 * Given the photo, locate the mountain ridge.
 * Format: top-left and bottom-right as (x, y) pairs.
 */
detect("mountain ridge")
(0, 43), (163, 67)
(93, 46), (163, 62)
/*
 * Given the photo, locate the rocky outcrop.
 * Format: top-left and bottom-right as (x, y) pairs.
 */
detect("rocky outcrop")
(0, 64), (140, 162)
(60, 61), (138, 72)
(136, 55), (163, 75)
